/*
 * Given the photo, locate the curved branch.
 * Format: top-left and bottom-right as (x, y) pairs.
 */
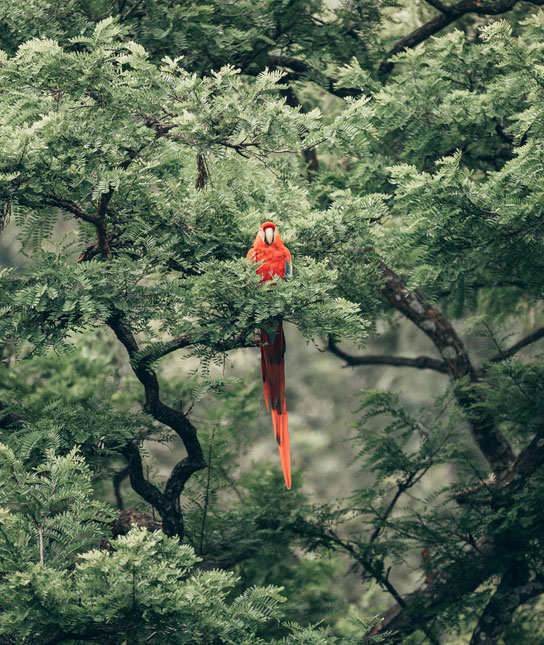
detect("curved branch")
(424, 0), (451, 11)
(134, 336), (192, 367)
(162, 458), (207, 537)
(43, 191), (114, 260)
(327, 336), (449, 374)
(379, 0), (544, 78)
(108, 313), (204, 463)
(121, 442), (165, 515)
(108, 312), (207, 538)
(43, 194), (98, 225)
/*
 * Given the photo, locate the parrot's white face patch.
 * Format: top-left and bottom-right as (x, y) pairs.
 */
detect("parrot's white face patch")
(260, 227), (277, 245)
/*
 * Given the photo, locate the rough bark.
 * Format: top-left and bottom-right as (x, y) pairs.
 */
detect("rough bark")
(470, 566), (544, 645)
(111, 508), (162, 537)
(359, 257), (515, 473)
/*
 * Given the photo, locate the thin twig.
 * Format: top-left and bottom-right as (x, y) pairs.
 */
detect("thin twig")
(489, 327), (544, 363)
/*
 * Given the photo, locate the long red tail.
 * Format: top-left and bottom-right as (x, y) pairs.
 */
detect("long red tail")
(260, 321), (291, 489)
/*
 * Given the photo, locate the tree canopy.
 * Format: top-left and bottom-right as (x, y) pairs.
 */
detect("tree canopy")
(1, 1), (544, 643)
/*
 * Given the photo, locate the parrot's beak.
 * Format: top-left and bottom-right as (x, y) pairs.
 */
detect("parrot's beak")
(264, 228), (275, 245)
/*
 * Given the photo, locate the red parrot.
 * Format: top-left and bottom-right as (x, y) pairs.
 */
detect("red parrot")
(247, 222), (292, 489)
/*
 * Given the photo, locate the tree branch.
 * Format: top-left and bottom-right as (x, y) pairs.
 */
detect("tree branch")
(134, 332), (256, 368)
(108, 312), (206, 538)
(43, 191), (114, 260)
(78, 228), (123, 263)
(162, 457), (206, 537)
(378, 0), (544, 78)
(424, 0), (452, 12)
(44, 631), (107, 645)
(489, 326), (544, 363)
(113, 466), (129, 510)
(96, 188), (114, 260)
(77, 229), (201, 275)
(369, 535), (498, 641)
(436, 279), (529, 298)
(282, 84), (320, 182)
(327, 336), (449, 374)
(470, 566), (544, 645)
(120, 442), (165, 515)
(305, 528), (440, 645)
(372, 256), (514, 472)
(372, 422), (544, 640)
(267, 54), (310, 80)
(311, 528), (407, 609)
(108, 314), (204, 463)
(457, 419), (544, 504)
(44, 194), (99, 225)
(499, 426), (544, 490)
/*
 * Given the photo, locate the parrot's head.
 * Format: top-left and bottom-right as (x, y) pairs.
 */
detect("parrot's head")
(259, 221), (277, 245)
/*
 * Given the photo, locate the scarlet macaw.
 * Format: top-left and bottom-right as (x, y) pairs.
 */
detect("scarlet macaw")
(247, 222), (292, 489)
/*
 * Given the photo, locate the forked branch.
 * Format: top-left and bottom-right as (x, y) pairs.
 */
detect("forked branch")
(108, 312), (206, 538)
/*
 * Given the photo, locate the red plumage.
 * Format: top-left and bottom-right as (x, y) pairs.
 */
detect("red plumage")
(247, 222), (292, 489)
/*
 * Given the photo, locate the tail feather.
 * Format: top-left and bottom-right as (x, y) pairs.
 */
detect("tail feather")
(261, 358), (270, 411)
(260, 322), (291, 489)
(271, 409), (290, 489)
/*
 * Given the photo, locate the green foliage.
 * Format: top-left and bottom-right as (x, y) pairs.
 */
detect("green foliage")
(312, 17), (544, 315)
(0, 23), (371, 360)
(0, 334), (156, 471)
(0, 445), (113, 570)
(0, 446), (384, 644)
(2, 2), (544, 643)
(0, 0), (398, 76)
